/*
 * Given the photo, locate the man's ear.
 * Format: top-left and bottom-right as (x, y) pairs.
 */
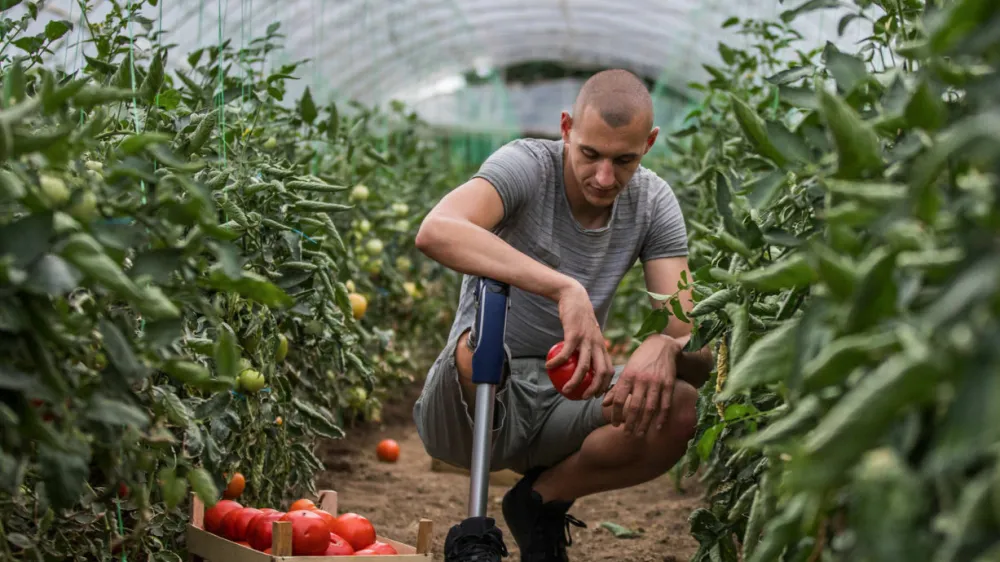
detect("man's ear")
(645, 126), (660, 153)
(560, 111), (572, 142)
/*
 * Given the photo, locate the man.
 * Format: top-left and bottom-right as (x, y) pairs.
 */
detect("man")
(412, 69), (715, 561)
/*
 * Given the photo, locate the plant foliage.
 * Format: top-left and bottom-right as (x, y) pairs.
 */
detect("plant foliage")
(0, 1), (460, 559)
(634, 0), (1000, 560)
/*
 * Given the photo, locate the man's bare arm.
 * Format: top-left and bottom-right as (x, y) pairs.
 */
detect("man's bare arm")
(414, 177), (580, 302)
(642, 256), (715, 388)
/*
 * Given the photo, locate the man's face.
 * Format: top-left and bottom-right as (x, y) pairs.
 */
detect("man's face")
(560, 106), (659, 208)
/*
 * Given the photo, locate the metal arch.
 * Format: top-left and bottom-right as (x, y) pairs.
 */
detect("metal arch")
(312, 8), (725, 101)
(331, 25), (716, 104)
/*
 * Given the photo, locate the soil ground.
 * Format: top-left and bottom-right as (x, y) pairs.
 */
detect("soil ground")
(316, 382), (705, 561)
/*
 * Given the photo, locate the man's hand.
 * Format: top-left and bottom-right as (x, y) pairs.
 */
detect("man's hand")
(545, 280), (615, 400)
(602, 334), (684, 436)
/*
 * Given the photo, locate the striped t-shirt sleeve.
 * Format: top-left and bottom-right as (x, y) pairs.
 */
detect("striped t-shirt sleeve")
(472, 141), (540, 225)
(641, 180), (689, 262)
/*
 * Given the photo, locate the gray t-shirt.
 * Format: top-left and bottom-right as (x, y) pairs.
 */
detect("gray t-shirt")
(442, 138), (688, 359)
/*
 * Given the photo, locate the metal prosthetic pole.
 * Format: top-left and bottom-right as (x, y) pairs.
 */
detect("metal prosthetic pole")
(467, 277), (510, 518)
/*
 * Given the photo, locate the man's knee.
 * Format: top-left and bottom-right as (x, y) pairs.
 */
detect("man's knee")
(640, 380), (699, 472)
(668, 380), (699, 443)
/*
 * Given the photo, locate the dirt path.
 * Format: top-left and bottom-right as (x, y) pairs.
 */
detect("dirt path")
(315, 385), (705, 561)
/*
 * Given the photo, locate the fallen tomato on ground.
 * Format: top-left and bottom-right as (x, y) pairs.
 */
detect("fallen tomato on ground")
(376, 439), (400, 462)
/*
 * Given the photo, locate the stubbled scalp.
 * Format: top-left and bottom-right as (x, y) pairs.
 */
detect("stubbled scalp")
(571, 69), (654, 130)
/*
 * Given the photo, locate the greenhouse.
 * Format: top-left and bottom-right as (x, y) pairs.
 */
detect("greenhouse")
(1, 0), (998, 560)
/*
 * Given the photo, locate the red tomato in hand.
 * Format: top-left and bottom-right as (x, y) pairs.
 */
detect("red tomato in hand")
(279, 510), (330, 555)
(330, 512), (377, 551)
(355, 541), (398, 555)
(545, 341), (594, 401)
(246, 511), (285, 551)
(325, 532), (355, 555)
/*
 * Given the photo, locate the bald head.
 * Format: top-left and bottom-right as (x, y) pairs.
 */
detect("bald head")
(572, 69), (654, 130)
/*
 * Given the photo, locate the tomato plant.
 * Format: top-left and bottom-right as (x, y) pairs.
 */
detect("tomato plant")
(0, 0), (462, 559)
(628, 0), (1000, 560)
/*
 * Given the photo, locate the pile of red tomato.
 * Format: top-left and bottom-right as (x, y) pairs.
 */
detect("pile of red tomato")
(203, 497), (397, 556)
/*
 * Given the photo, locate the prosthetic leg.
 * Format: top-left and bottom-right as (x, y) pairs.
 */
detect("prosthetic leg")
(443, 277), (511, 561)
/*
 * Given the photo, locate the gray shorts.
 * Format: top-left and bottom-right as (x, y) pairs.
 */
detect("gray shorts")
(412, 333), (623, 475)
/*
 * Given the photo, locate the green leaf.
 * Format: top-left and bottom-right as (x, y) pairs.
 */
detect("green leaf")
(921, 254), (1000, 330)
(924, 355), (1000, 475)
(801, 331), (899, 391)
(730, 95), (787, 167)
(738, 254), (818, 293)
(780, 0), (844, 23)
(187, 467), (219, 507)
(765, 121), (814, 164)
(778, 86), (820, 110)
(599, 522), (642, 539)
(129, 249), (183, 284)
(118, 132), (173, 154)
(716, 319), (799, 400)
(819, 178), (907, 205)
(13, 35), (44, 54)
(844, 248), (898, 333)
(155, 88), (181, 110)
(0, 211), (53, 269)
(822, 42), (870, 93)
(203, 267), (294, 308)
(300, 86), (317, 125)
(99, 317), (148, 381)
(84, 394), (150, 428)
(634, 308), (670, 339)
(766, 66), (814, 85)
(154, 387), (194, 428)
(744, 171), (787, 211)
(43, 19), (72, 41)
(817, 86), (884, 179)
(159, 467), (188, 511)
(292, 397), (344, 439)
(790, 352), (940, 491)
(214, 323), (241, 380)
(715, 170), (742, 237)
(697, 422), (724, 460)
(904, 77), (946, 132)
(24, 254), (80, 295)
(38, 442), (90, 511)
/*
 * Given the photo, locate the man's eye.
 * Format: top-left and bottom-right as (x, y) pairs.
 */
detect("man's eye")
(615, 158), (634, 166)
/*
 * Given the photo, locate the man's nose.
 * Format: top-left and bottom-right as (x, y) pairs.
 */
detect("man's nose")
(595, 159), (615, 187)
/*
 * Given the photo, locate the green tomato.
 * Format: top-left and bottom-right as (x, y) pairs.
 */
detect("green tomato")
(350, 184), (370, 202)
(239, 369), (266, 393)
(69, 190), (98, 222)
(357, 218), (372, 234)
(392, 202), (409, 217)
(38, 174), (69, 207)
(275, 333), (289, 362)
(395, 256), (412, 271)
(263, 136), (278, 149)
(365, 238), (384, 256)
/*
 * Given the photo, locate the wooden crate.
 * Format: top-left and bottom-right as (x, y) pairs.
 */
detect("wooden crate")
(186, 489), (433, 561)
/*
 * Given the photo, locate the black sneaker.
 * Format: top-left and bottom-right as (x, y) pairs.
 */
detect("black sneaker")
(444, 516), (509, 561)
(501, 468), (586, 561)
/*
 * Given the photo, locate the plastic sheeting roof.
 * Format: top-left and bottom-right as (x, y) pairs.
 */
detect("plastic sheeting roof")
(21, 0), (876, 134)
